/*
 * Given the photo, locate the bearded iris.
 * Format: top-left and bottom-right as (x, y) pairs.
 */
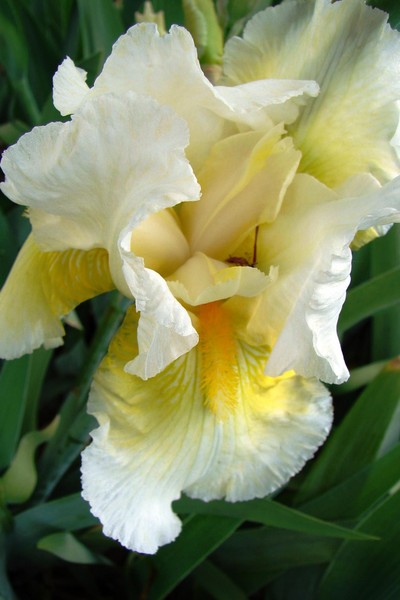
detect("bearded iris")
(1, 0), (400, 554)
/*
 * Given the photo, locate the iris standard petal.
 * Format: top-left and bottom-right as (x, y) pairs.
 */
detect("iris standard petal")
(182, 125), (300, 259)
(214, 78), (319, 129)
(222, 0), (400, 186)
(0, 236), (113, 359)
(130, 208), (190, 276)
(93, 23), (225, 170)
(92, 23), (318, 169)
(82, 304), (332, 554)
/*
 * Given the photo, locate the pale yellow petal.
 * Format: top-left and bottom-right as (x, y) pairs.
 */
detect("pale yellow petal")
(82, 304), (332, 554)
(181, 125), (300, 259)
(0, 235), (113, 359)
(223, 0), (400, 186)
(250, 173), (400, 384)
(214, 78), (319, 129)
(1, 92), (199, 291)
(130, 208), (189, 275)
(93, 23), (317, 169)
(168, 251), (273, 306)
(119, 229), (198, 379)
(53, 56), (90, 116)
(93, 23), (226, 170)
(336, 173), (389, 250)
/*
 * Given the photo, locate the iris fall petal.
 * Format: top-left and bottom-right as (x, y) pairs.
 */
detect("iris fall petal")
(82, 306), (332, 554)
(0, 236), (113, 358)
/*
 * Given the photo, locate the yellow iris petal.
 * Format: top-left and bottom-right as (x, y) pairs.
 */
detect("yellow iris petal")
(42, 244), (113, 315)
(0, 235), (114, 358)
(82, 304), (332, 554)
(130, 208), (190, 275)
(168, 251), (272, 307)
(222, 0), (400, 187)
(182, 124), (300, 259)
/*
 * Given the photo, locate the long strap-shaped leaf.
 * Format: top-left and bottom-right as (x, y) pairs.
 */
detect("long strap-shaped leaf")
(338, 265), (400, 334)
(318, 491), (400, 600)
(296, 359), (400, 504)
(174, 496), (375, 541)
(150, 514), (242, 600)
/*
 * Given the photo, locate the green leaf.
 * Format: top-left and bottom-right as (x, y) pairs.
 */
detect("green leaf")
(333, 359), (390, 395)
(77, 0), (124, 66)
(7, 494), (98, 561)
(338, 265), (400, 334)
(223, 0), (273, 36)
(174, 496), (375, 541)
(150, 0), (185, 29)
(0, 3), (41, 124)
(297, 360), (400, 503)
(0, 349), (52, 471)
(37, 531), (106, 565)
(0, 120), (29, 146)
(0, 4), (28, 80)
(194, 559), (248, 600)
(299, 443), (400, 521)
(0, 533), (16, 600)
(34, 294), (130, 502)
(318, 491), (400, 600)
(370, 225), (400, 360)
(22, 0), (75, 43)
(213, 527), (339, 595)
(149, 515), (242, 600)
(268, 565), (326, 600)
(76, 51), (104, 88)
(0, 211), (15, 286)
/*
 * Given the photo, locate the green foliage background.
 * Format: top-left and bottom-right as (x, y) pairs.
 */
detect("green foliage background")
(0, 1), (399, 598)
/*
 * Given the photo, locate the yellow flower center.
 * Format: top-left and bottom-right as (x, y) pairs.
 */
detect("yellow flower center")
(197, 301), (239, 419)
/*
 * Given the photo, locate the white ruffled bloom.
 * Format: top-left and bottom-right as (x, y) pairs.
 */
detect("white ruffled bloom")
(1, 0), (400, 553)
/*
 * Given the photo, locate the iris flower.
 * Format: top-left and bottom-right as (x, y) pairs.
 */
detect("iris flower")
(1, 0), (400, 553)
